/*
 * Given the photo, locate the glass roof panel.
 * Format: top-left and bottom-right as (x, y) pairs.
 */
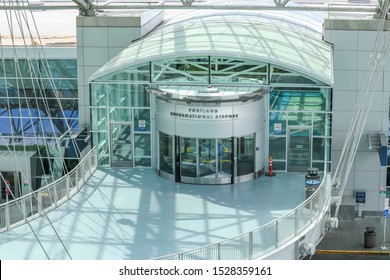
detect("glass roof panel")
(90, 11), (333, 85)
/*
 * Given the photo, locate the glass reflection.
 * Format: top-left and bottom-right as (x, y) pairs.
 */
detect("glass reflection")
(180, 137), (197, 178)
(160, 133), (174, 174)
(199, 139), (216, 178)
(219, 138), (233, 178)
(160, 134), (257, 182)
(237, 135), (255, 176)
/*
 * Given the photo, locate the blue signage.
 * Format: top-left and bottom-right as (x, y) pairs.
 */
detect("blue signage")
(306, 180), (320, 186)
(355, 191), (366, 204)
(384, 209), (388, 218)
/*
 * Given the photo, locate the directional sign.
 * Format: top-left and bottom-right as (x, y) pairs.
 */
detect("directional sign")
(384, 209), (388, 219)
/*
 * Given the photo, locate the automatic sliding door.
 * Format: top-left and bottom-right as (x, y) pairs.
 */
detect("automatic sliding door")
(180, 137), (197, 178)
(166, 135), (255, 184)
(199, 139), (216, 178)
(218, 138), (233, 178)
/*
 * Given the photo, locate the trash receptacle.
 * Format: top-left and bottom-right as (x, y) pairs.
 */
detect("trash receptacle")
(305, 167), (320, 182)
(305, 186), (316, 199)
(364, 226), (376, 248)
(305, 168), (320, 200)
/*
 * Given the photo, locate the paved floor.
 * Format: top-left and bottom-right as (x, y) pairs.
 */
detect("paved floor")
(0, 168), (307, 260)
(308, 216), (390, 260)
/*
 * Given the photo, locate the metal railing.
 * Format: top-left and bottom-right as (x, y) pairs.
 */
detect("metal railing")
(155, 172), (332, 260)
(0, 147), (98, 232)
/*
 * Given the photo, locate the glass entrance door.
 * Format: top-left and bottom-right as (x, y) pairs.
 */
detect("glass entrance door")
(287, 127), (311, 172)
(110, 123), (133, 167)
(218, 138), (233, 179)
(158, 134), (256, 184)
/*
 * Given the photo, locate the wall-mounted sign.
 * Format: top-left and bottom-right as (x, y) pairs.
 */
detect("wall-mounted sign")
(138, 120), (146, 130)
(274, 123), (282, 133)
(170, 107), (239, 120)
(355, 191), (366, 204)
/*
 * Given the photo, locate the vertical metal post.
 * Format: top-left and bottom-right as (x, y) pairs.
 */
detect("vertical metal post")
(38, 191), (42, 216)
(75, 165), (79, 189)
(249, 232), (254, 259)
(22, 197), (26, 222)
(53, 185), (58, 208)
(66, 176), (70, 200)
(88, 151), (92, 176)
(383, 217), (387, 250)
(294, 208), (299, 236)
(5, 193), (9, 230)
(81, 163), (85, 186)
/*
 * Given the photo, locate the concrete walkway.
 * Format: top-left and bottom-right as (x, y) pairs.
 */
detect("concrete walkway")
(0, 168), (306, 260)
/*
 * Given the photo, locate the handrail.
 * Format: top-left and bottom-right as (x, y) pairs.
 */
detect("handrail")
(0, 147), (98, 232)
(155, 171), (332, 260)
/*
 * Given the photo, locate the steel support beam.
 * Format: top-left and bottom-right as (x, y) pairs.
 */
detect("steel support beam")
(0, 3), (380, 14)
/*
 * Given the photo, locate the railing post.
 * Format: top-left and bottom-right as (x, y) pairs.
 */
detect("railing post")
(249, 232), (253, 260)
(5, 201), (10, 230)
(309, 200), (313, 222)
(75, 166), (79, 189)
(38, 191), (42, 216)
(22, 198), (27, 222)
(294, 208), (299, 236)
(66, 176), (70, 200)
(275, 220), (279, 247)
(81, 163), (85, 186)
(217, 243), (221, 260)
(53, 186), (58, 208)
(88, 152), (92, 176)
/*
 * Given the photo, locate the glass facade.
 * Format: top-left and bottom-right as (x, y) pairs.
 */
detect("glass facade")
(90, 55), (332, 174)
(0, 59), (79, 188)
(91, 65), (152, 167)
(269, 89), (332, 171)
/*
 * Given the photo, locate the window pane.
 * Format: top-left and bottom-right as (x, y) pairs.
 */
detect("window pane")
(237, 135), (255, 176)
(287, 112), (312, 126)
(269, 112), (287, 135)
(181, 137), (197, 177)
(313, 113), (331, 136)
(211, 57), (267, 84)
(134, 109), (150, 132)
(159, 132), (173, 174)
(153, 57), (209, 83)
(134, 134), (151, 157)
(269, 136), (286, 160)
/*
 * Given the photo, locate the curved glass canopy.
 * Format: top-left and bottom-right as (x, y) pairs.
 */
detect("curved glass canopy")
(90, 11), (333, 86)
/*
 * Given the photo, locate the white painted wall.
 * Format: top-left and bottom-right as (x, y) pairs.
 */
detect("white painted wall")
(155, 98), (266, 174)
(76, 11), (164, 127)
(324, 20), (390, 213)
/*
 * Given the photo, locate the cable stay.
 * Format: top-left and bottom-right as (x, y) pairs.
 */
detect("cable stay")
(331, 0), (390, 222)
(0, 0), (86, 260)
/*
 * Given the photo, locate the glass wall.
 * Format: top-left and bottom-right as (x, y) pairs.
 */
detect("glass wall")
(0, 59), (79, 188)
(91, 63), (152, 167)
(269, 88), (332, 171)
(91, 56), (332, 173)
